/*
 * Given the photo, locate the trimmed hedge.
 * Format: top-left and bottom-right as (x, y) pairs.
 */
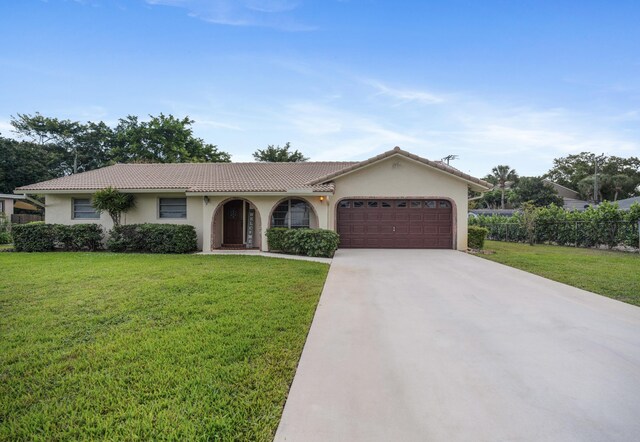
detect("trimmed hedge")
(55, 224), (104, 251)
(267, 228), (340, 258)
(469, 202), (640, 249)
(107, 224), (197, 254)
(468, 225), (489, 249)
(13, 223), (104, 252)
(12, 223), (57, 252)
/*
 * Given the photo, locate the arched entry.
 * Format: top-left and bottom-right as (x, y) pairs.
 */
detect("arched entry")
(211, 198), (262, 249)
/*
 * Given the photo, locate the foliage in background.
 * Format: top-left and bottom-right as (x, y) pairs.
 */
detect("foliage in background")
(509, 177), (564, 208)
(12, 223), (104, 252)
(3, 113), (231, 193)
(107, 224), (197, 254)
(253, 142), (308, 162)
(266, 228), (339, 257)
(0, 135), (65, 194)
(91, 187), (135, 226)
(469, 202), (640, 249)
(467, 226), (488, 249)
(484, 165), (518, 209)
(109, 114), (231, 163)
(545, 152), (640, 201)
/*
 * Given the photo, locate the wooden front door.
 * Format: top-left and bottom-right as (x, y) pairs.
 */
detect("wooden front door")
(223, 200), (244, 245)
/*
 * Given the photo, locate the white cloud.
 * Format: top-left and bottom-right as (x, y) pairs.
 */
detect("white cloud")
(145, 0), (316, 31)
(365, 79), (445, 105)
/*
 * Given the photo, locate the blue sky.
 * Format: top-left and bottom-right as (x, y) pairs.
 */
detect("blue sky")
(1, 0), (639, 177)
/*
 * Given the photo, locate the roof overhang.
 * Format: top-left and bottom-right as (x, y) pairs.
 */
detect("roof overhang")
(185, 191), (334, 197)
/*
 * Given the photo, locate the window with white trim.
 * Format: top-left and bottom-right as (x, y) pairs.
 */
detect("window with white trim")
(73, 198), (100, 219)
(271, 199), (311, 228)
(159, 198), (187, 218)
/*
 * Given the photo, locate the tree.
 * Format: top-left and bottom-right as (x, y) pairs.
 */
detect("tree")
(253, 142), (308, 162)
(110, 114), (230, 163)
(485, 165), (518, 209)
(10, 113), (108, 174)
(0, 135), (65, 193)
(509, 177), (563, 208)
(546, 152), (640, 201)
(91, 187), (135, 226)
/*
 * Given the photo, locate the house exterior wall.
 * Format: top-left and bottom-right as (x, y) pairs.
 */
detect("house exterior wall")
(327, 155), (470, 250)
(45, 193), (204, 250)
(0, 198), (14, 215)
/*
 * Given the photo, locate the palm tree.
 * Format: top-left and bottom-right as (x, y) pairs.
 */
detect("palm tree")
(489, 165), (518, 209)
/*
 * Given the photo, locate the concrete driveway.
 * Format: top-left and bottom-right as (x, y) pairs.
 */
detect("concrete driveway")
(275, 249), (640, 442)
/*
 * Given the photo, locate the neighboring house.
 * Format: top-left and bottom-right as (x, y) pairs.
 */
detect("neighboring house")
(542, 179), (591, 211)
(609, 196), (640, 211)
(0, 194), (43, 220)
(469, 209), (519, 218)
(15, 147), (491, 251)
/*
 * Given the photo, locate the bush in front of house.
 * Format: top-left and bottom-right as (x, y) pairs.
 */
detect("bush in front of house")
(468, 225), (489, 249)
(55, 224), (105, 251)
(267, 228), (340, 258)
(107, 224), (197, 254)
(0, 213), (11, 244)
(13, 223), (104, 252)
(12, 222), (57, 252)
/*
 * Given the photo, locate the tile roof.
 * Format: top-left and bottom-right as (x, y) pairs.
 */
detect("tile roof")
(15, 162), (358, 193)
(15, 147), (492, 193)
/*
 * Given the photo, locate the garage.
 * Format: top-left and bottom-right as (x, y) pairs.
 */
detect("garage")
(337, 199), (453, 249)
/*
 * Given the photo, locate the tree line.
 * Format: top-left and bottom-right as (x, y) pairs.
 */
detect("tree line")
(475, 154), (640, 210)
(0, 113), (307, 194)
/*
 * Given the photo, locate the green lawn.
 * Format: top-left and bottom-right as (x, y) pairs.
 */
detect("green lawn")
(480, 241), (640, 306)
(0, 253), (329, 441)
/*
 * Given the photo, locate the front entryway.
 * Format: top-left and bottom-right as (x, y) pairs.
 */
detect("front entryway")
(223, 199), (244, 245)
(337, 199), (453, 248)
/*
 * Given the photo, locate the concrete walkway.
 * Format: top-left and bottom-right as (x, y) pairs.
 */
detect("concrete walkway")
(275, 249), (640, 442)
(197, 250), (332, 264)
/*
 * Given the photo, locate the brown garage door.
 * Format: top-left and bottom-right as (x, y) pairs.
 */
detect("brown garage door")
(337, 199), (453, 249)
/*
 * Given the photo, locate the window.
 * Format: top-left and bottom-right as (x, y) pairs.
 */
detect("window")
(410, 201), (421, 208)
(425, 200), (436, 208)
(0, 200), (4, 213)
(439, 200), (451, 208)
(381, 201), (392, 208)
(396, 200), (408, 208)
(271, 199), (311, 228)
(159, 198), (187, 218)
(367, 201), (378, 208)
(353, 201), (364, 208)
(73, 198), (99, 219)
(339, 201), (350, 208)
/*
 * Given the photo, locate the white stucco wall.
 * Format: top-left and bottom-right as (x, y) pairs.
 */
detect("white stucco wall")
(45, 193), (204, 249)
(327, 154), (470, 250)
(0, 198), (14, 215)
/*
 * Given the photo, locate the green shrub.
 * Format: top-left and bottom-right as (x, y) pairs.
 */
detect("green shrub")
(107, 224), (197, 254)
(0, 231), (12, 245)
(13, 223), (104, 252)
(470, 202), (638, 249)
(267, 228), (339, 258)
(12, 222), (56, 252)
(468, 226), (489, 249)
(55, 224), (104, 251)
(265, 228), (289, 252)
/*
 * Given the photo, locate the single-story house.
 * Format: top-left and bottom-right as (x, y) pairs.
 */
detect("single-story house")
(607, 196), (640, 211)
(15, 147), (491, 251)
